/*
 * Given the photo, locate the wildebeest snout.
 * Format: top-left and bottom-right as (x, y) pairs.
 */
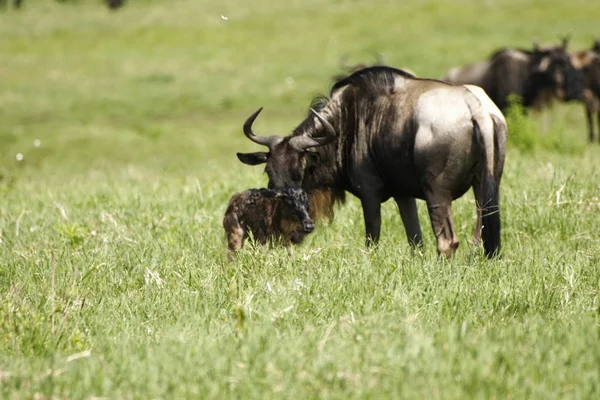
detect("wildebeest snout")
(302, 219), (315, 233)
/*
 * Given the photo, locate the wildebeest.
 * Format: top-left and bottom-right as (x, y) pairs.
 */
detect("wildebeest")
(237, 67), (507, 258)
(3, 0), (125, 9)
(442, 38), (584, 111)
(105, 0), (125, 10)
(223, 187), (315, 259)
(571, 39), (600, 142)
(0, 0), (22, 9)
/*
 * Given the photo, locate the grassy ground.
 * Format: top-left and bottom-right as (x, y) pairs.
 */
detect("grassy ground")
(1, 0), (600, 398)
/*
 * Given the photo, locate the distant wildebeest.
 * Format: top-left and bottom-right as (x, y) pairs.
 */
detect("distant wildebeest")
(0, 0), (22, 9)
(571, 39), (600, 142)
(237, 67), (507, 258)
(223, 187), (315, 259)
(3, 0), (125, 9)
(105, 0), (125, 10)
(442, 37), (584, 111)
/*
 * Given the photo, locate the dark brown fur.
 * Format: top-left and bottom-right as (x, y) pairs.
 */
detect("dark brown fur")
(223, 188), (314, 259)
(571, 39), (600, 142)
(105, 0), (125, 10)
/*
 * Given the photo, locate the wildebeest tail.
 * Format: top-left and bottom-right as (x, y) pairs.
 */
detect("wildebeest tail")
(473, 118), (502, 258)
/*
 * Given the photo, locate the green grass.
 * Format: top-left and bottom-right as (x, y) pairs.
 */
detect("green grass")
(1, 0), (600, 398)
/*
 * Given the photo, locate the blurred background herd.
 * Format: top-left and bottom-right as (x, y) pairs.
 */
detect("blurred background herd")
(1, 0), (598, 178)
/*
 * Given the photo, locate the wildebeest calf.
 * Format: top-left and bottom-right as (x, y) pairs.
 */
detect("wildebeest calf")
(223, 187), (314, 259)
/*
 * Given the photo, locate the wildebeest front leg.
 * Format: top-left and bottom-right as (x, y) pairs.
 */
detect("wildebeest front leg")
(394, 197), (423, 248)
(360, 197), (382, 247)
(425, 194), (459, 257)
(586, 106), (595, 142)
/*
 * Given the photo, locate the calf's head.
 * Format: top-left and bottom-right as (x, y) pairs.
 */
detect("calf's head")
(236, 107), (336, 190)
(278, 187), (315, 233)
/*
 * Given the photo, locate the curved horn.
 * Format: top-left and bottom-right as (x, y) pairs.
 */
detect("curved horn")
(243, 107), (282, 148)
(289, 109), (337, 151)
(310, 108), (336, 141)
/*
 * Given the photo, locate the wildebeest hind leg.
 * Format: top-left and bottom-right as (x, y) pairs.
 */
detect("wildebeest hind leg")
(425, 193), (459, 258)
(394, 197), (423, 248)
(360, 197), (382, 247)
(472, 185), (483, 245)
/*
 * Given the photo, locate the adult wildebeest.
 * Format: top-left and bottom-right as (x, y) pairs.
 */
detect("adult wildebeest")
(237, 67), (507, 258)
(0, 0), (22, 9)
(571, 39), (600, 142)
(223, 187), (314, 259)
(105, 0), (125, 10)
(442, 38), (584, 111)
(4, 0), (125, 9)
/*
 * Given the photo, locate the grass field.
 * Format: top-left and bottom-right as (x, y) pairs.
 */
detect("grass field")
(1, 0), (600, 398)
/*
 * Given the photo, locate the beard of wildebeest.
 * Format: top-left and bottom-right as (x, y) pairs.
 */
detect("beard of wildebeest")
(237, 66), (508, 259)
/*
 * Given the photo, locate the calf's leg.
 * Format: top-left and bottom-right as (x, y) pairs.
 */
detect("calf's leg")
(223, 213), (244, 261)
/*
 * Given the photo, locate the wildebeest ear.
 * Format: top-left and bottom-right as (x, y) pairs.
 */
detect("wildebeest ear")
(236, 152), (268, 165)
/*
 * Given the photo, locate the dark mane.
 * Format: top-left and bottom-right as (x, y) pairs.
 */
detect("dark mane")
(331, 66), (415, 95)
(290, 66), (420, 221)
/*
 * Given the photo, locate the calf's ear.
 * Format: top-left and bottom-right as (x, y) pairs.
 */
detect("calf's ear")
(237, 152), (268, 165)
